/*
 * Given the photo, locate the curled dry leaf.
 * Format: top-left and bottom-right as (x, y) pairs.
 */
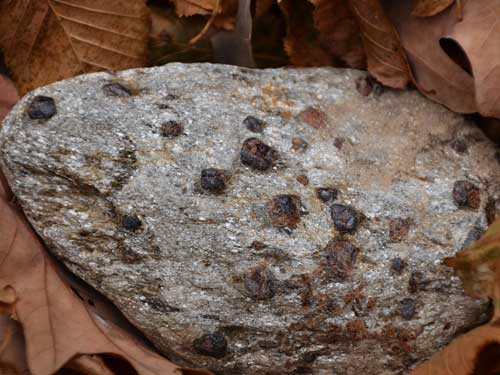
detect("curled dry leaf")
(0, 0), (149, 95)
(411, 0), (455, 17)
(445, 0), (500, 118)
(0, 168), (183, 375)
(411, 219), (500, 374)
(349, 0), (411, 88)
(0, 286), (16, 316)
(65, 354), (117, 375)
(0, 316), (27, 375)
(386, 0), (500, 118)
(384, 0), (474, 112)
(384, 0), (475, 113)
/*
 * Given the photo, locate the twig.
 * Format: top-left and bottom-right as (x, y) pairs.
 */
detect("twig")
(189, 0), (221, 45)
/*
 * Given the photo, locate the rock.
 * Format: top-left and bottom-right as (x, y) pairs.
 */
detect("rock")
(1, 63), (499, 374)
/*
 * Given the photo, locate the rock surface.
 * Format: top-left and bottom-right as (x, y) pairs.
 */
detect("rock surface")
(1, 63), (499, 374)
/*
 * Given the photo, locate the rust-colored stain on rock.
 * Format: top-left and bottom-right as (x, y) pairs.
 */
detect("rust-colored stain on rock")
(297, 106), (328, 129)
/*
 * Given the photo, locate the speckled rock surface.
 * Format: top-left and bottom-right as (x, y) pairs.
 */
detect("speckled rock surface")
(1, 63), (499, 374)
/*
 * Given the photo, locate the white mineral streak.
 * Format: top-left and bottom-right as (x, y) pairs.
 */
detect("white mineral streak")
(1, 64), (499, 374)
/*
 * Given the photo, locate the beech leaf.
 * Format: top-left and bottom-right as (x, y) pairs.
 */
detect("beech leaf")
(0, 0), (149, 95)
(349, 0), (411, 88)
(173, 0), (216, 17)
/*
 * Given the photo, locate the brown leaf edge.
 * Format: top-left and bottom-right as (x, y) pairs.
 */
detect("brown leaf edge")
(410, 322), (500, 375)
(411, 0), (455, 17)
(0, 316), (28, 374)
(384, 0), (476, 114)
(349, 0), (411, 89)
(444, 219), (500, 318)
(0, 73), (18, 123)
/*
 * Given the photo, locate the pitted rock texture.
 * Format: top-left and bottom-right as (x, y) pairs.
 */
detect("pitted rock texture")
(1, 63), (499, 374)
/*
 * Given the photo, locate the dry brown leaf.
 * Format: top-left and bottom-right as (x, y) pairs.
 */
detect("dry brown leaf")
(411, 322), (500, 375)
(384, 0), (475, 113)
(0, 76), (18, 123)
(0, 169), (182, 374)
(445, 0), (500, 118)
(280, 0), (408, 86)
(312, 0), (366, 69)
(412, 0), (455, 17)
(172, 0), (237, 31)
(0, 316), (28, 375)
(173, 0), (214, 17)
(65, 354), (117, 375)
(279, 0), (335, 66)
(0, 0), (149, 95)
(349, 0), (410, 88)
(0, 287), (16, 306)
(385, 0), (500, 117)
(444, 219), (500, 318)
(0, 286), (16, 316)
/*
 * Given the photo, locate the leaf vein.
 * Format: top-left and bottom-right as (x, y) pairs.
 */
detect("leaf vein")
(51, 0), (144, 19)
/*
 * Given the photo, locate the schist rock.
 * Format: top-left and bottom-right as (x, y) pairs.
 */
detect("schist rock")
(1, 63), (499, 375)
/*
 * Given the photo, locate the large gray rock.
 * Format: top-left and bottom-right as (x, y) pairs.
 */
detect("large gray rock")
(1, 63), (498, 374)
